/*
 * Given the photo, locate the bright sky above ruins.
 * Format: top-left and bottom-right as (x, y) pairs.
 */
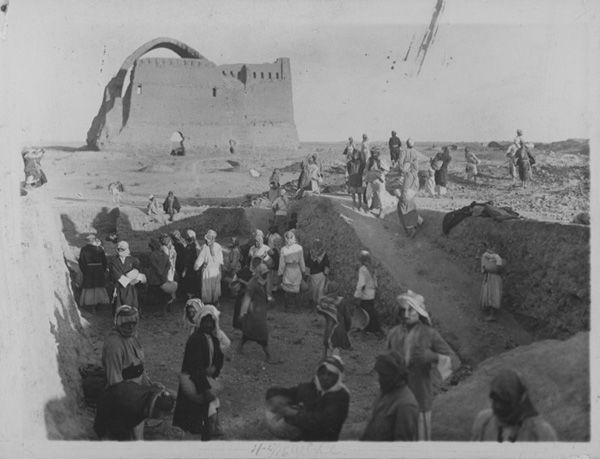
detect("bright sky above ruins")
(5, 0), (600, 144)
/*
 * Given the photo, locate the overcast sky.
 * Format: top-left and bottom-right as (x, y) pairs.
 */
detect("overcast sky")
(5, 0), (600, 143)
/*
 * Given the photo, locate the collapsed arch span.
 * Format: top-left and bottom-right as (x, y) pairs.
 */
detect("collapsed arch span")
(87, 38), (205, 149)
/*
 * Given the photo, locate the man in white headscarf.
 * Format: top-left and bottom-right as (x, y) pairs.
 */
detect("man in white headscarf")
(386, 290), (458, 440)
(194, 230), (224, 305)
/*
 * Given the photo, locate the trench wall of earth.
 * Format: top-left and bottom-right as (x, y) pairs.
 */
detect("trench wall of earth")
(431, 213), (590, 338)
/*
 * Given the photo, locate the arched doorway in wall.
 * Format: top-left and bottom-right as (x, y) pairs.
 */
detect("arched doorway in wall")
(170, 131), (185, 156)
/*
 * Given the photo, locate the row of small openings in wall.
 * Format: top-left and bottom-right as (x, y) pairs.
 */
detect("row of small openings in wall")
(253, 71), (279, 80)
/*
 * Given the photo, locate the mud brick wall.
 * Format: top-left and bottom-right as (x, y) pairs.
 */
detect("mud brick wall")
(435, 216), (589, 338)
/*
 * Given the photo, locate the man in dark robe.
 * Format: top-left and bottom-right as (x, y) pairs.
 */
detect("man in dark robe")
(361, 351), (419, 441)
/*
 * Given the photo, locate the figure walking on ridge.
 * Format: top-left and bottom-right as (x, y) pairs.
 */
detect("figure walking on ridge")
(346, 148), (366, 212)
(433, 146), (452, 197)
(395, 138), (423, 238)
(388, 130), (402, 167)
(464, 147), (480, 183)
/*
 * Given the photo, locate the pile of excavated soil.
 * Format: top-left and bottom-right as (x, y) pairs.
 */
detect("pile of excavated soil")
(434, 215), (589, 338)
(433, 332), (590, 441)
(293, 196), (399, 325)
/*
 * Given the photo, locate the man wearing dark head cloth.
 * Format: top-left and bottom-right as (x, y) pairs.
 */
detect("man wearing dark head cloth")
(388, 131), (402, 166)
(471, 369), (557, 442)
(265, 355), (350, 441)
(361, 351), (419, 441)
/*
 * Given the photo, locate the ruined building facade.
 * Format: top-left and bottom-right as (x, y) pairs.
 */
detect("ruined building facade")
(87, 37), (299, 153)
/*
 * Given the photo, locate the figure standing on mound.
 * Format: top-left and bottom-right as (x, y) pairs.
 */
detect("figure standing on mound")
(464, 147), (480, 183)
(365, 146), (390, 218)
(109, 241), (145, 315)
(471, 369), (557, 441)
(238, 260), (276, 363)
(194, 230), (224, 306)
(278, 230), (306, 310)
(163, 191), (181, 222)
(360, 351), (419, 441)
(346, 147), (366, 211)
(265, 355), (350, 441)
(433, 146), (452, 197)
(386, 290), (458, 440)
(353, 250), (383, 337)
(342, 136), (355, 158)
(515, 140), (535, 188)
(108, 181), (124, 206)
(78, 234), (109, 312)
(316, 281), (351, 360)
(388, 130), (402, 167)
(146, 194), (163, 223)
(172, 305), (225, 440)
(268, 168), (281, 203)
(505, 142), (519, 185)
(100, 305), (157, 439)
(394, 138), (423, 238)
(480, 244), (505, 321)
(359, 134), (370, 206)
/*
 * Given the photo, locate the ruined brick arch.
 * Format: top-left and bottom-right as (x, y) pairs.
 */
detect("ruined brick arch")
(119, 37), (204, 73)
(118, 37), (204, 99)
(87, 37), (205, 149)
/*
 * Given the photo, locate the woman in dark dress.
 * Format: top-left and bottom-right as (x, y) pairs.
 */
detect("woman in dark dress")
(433, 146), (452, 197)
(78, 234), (109, 311)
(172, 307), (224, 440)
(238, 261), (274, 363)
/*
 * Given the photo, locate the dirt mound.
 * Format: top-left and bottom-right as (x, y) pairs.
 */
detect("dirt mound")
(433, 332), (589, 441)
(535, 138), (589, 155)
(115, 206), (253, 255)
(487, 141), (508, 149)
(435, 215), (589, 338)
(293, 197), (400, 325)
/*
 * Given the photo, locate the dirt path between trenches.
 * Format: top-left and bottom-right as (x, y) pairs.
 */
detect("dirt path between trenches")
(326, 194), (533, 365)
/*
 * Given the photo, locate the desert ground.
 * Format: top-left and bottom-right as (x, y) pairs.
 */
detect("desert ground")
(35, 138), (589, 441)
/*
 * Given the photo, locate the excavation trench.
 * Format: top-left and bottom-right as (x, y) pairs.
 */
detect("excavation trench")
(42, 194), (590, 441)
